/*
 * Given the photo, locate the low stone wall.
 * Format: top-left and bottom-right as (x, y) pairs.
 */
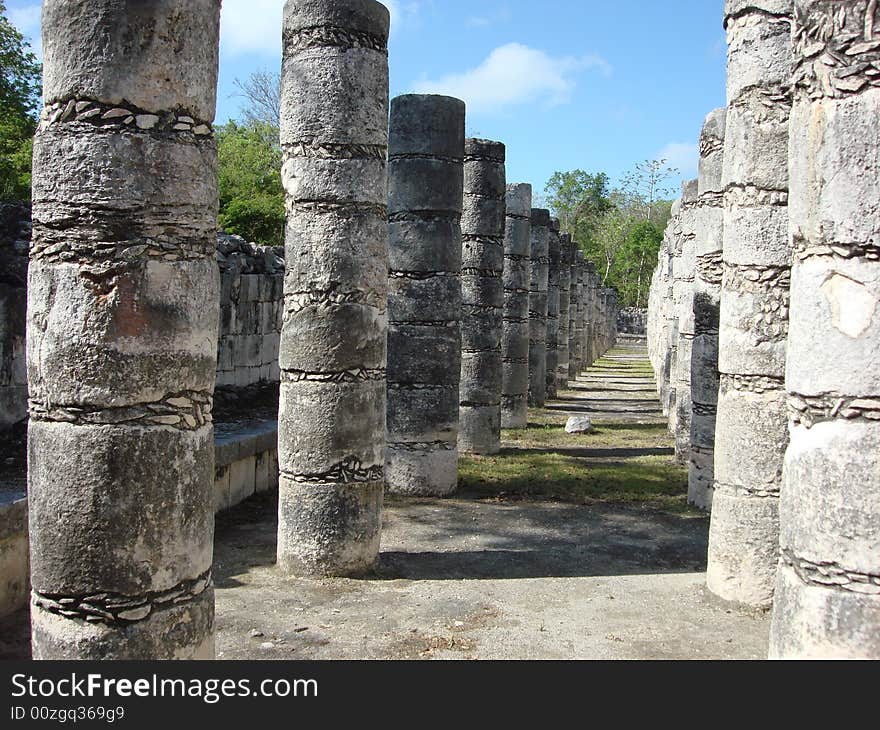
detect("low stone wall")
(0, 221), (285, 422)
(214, 420), (279, 513)
(216, 234), (284, 389)
(0, 204), (29, 434)
(0, 422), (279, 619)
(617, 307), (648, 336)
(0, 494), (27, 619)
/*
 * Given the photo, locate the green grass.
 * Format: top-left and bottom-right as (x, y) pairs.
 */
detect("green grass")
(503, 414), (672, 451)
(459, 450), (691, 513)
(457, 348), (695, 514)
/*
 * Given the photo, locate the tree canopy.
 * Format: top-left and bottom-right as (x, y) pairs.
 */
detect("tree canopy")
(545, 160), (678, 308)
(0, 0), (41, 201)
(217, 120), (285, 247)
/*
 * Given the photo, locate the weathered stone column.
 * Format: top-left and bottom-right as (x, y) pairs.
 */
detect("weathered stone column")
(386, 94), (465, 496)
(278, 0), (389, 575)
(556, 233), (572, 389)
(666, 201), (687, 436)
(585, 263), (597, 367)
(500, 184), (532, 429)
(528, 209), (550, 407)
(689, 109), (726, 511)
(28, 0), (221, 658)
(598, 288), (610, 357)
(770, 0), (880, 658)
(707, 0), (792, 607)
(585, 267), (598, 364)
(607, 289), (618, 348)
(673, 180), (699, 463)
(647, 260), (662, 379)
(459, 139), (506, 455)
(657, 203), (681, 414)
(545, 219), (561, 401)
(568, 249), (584, 379)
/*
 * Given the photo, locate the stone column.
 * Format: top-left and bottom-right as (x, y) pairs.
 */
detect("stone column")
(386, 94), (465, 496)
(500, 184), (532, 429)
(657, 203), (681, 414)
(648, 260), (661, 378)
(707, 0), (792, 607)
(689, 108), (726, 511)
(599, 288), (610, 357)
(278, 0), (389, 575)
(607, 290), (618, 348)
(545, 219), (561, 401)
(556, 233), (572, 389)
(585, 262), (596, 367)
(528, 209), (550, 407)
(28, 0), (221, 659)
(459, 139), (506, 455)
(770, 0), (880, 658)
(586, 268), (599, 364)
(580, 259), (590, 367)
(673, 180), (699, 464)
(568, 248), (583, 379)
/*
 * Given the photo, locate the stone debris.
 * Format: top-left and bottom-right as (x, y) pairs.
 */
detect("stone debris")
(564, 416), (594, 435)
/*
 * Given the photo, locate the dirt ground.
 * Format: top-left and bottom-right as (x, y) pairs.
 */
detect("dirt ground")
(213, 341), (770, 660)
(0, 340), (771, 660)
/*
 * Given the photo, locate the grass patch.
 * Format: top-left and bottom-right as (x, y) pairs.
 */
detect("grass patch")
(459, 451), (691, 514)
(460, 399), (693, 514)
(456, 347), (695, 514)
(503, 415), (672, 450)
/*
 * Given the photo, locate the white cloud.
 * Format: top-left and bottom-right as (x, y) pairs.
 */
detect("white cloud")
(655, 142), (699, 180)
(466, 6), (512, 28)
(220, 0), (413, 57)
(412, 43), (611, 115)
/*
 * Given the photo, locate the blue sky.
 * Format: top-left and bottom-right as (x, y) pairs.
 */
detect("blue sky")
(7, 0), (726, 201)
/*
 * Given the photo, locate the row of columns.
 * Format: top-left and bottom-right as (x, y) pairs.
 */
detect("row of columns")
(648, 0), (880, 657)
(26, 0), (619, 659)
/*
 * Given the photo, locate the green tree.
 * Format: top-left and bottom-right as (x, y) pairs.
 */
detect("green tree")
(544, 160), (675, 308)
(0, 0), (41, 201)
(217, 120), (285, 247)
(617, 219), (664, 307)
(544, 170), (612, 242)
